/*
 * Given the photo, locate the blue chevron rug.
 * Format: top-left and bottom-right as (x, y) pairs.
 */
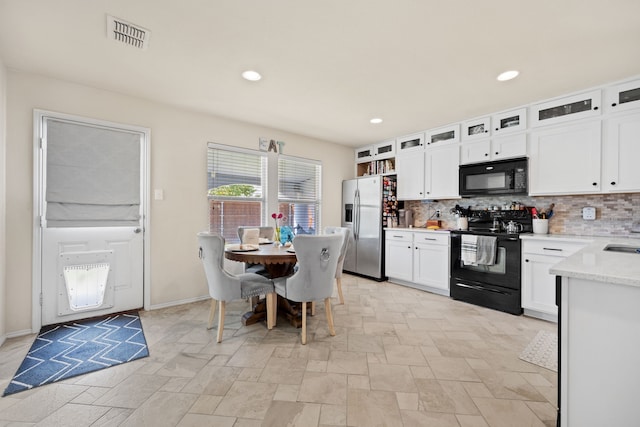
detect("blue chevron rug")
(3, 311), (148, 396)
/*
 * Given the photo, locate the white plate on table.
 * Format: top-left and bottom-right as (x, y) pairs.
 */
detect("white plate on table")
(227, 244), (259, 252)
(286, 247), (295, 253)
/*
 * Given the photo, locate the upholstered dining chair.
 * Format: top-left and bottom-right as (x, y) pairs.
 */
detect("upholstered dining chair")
(238, 226), (275, 242)
(236, 226), (275, 275)
(272, 234), (343, 345)
(197, 232), (276, 343)
(323, 226), (351, 305)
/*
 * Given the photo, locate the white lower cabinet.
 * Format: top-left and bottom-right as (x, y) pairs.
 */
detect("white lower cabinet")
(386, 231), (450, 296)
(385, 231), (413, 282)
(521, 237), (589, 321)
(413, 233), (450, 293)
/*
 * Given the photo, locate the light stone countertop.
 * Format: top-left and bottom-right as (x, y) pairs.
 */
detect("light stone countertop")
(549, 236), (640, 287)
(384, 227), (451, 234)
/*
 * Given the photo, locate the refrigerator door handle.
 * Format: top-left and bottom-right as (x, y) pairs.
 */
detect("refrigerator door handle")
(354, 189), (360, 240)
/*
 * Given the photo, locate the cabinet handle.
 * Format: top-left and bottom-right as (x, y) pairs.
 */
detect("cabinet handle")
(392, 235), (405, 238)
(611, 181), (616, 186)
(543, 247), (563, 252)
(612, 102), (617, 107)
(423, 238), (437, 241)
(592, 182), (598, 186)
(593, 106), (599, 110)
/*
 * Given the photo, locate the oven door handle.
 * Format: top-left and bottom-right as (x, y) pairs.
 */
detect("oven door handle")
(455, 282), (511, 295)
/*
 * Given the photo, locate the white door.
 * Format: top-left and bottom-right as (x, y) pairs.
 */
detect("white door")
(35, 111), (148, 326)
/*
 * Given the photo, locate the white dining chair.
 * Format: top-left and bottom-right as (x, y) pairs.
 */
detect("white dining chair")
(197, 232), (276, 343)
(237, 226), (275, 275)
(323, 226), (350, 305)
(272, 234), (342, 344)
(238, 226), (275, 242)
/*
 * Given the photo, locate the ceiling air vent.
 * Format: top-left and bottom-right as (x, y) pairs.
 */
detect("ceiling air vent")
(107, 15), (150, 49)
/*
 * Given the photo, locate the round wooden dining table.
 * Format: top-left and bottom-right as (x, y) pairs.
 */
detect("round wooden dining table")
(224, 242), (305, 327)
(224, 242), (297, 278)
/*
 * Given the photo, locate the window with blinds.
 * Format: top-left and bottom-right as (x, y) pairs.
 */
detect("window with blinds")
(207, 144), (267, 242)
(278, 156), (321, 235)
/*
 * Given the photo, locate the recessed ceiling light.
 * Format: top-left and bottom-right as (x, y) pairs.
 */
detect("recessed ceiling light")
(497, 70), (519, 82)
(370, 118), (383, 124)
(242, 70), (262, 81)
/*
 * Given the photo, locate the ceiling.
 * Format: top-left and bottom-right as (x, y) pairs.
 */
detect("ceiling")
(1, 0), (639, 147)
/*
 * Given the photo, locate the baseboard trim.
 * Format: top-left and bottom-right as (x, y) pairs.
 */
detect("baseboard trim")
(146, 294), (210, 311)
(5, 328), (35, 339)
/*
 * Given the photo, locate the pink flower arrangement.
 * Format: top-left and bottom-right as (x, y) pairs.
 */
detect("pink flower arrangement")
(271, 212), (283, 229)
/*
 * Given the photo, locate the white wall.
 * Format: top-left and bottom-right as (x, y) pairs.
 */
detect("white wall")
(0, 59), (6, 344)
(4, 70), (354, 335)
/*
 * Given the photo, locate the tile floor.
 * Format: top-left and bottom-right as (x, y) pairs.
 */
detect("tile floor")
(0, 275), (558, 426)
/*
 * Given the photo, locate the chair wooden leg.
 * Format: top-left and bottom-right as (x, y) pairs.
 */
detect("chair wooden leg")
(216, 300), (226, 343)
(266, 293), (275, 330)
(324, 298), (336, 337)
(301, 301), (307, 345)
(310, 301), (316, 316)
(336, 277), (344, 305)
(207, 298), (217, 330)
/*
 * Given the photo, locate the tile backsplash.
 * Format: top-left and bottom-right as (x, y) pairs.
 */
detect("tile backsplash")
(405, 193), (640, 236)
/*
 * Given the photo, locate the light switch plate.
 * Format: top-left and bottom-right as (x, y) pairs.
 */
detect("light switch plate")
(582, 206), (596, 220)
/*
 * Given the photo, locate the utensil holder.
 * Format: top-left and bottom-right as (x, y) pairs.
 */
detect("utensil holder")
(532, 218), (549, 234)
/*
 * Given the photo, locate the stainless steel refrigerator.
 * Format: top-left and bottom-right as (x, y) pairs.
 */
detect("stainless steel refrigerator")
(342, 175), (397, 281)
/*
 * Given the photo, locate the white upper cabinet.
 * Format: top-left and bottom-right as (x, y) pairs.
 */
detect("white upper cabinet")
(355, 145), (374, 162)
(425, 124), (460, 147)
(603, 111), (640, 193)
(374, 139), (396, 159)
(461, 116), (491, 140)
(606, 78), (640, 114)
(531, 90), (601, 127)
(396, 132), (425, 153)
(424, 144), (460, 199)
(460, 133), (527, 165)
(529, 119), (602, 195)
(492, 107), (527, 134)
(396, 151), (425, 200)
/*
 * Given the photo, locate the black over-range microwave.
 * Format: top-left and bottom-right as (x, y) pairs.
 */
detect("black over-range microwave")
(459, 157), (528, 196)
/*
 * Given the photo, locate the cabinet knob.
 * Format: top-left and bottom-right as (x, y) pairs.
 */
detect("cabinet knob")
(495, 127), (499, 131)
(592, 182), (598, 186)
(593, 106), (599, 110)
(612, 103), (618, 107)
(525, 259), (529, 262)
(611, 181), (616, 186)
(495, 152), (499, 155)
(484, 153), (489, 157)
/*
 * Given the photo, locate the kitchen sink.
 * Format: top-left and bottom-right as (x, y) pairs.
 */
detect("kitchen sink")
(603, 244), (640, 254)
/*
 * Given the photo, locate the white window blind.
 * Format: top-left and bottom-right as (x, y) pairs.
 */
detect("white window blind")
(207, 144), (267, 242)
(278, 156), (321, 235)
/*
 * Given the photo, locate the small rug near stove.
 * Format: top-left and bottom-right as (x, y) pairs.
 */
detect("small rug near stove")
(3, 311), (148, 396)
(519, 330), (558, 372)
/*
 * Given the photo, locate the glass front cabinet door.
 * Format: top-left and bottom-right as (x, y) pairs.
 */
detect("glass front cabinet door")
(396, 132), (425, 153)
(461, 117), (491, 141)
(606, 78), (640, 114)
(492, 108), (527, 134)
(531, 90), (601, 127)
(425, 124), (460, 147)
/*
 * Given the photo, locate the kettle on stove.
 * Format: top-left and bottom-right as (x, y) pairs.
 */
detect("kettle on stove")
(504, 220), (523, 234)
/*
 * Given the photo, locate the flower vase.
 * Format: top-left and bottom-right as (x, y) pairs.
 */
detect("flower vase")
(274, 227), (281, 243)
